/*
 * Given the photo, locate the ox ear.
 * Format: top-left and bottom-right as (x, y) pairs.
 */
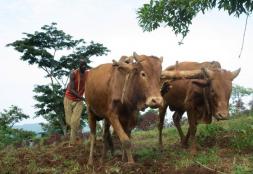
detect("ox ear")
(119, 56), (134, 64)
(114, 60), (134, 73)
(160, 81), (172, 96)
(230, 68), (241, 80)
(191, 79), (210, 88)
(118, 63), (133, 73)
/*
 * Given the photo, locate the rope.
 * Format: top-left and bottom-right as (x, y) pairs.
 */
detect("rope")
(238, 14), (249, 58)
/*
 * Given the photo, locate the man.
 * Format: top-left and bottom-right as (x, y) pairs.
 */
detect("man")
(64, 59), (88, 145)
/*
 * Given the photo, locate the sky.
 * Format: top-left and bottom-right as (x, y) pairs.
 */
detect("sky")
(0, 0), (252, 125)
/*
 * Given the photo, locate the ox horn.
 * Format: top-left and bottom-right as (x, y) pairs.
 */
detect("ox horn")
(202, 68), (214, 79)
(161, 70), (203, 79)
(230, 68), (241, 80)
(133, 52), (141, 62)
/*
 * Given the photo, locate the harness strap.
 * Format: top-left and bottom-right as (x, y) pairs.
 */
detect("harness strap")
(121, 73), (130, 104)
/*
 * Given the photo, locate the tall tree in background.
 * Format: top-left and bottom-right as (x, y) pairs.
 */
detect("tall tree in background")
(137, 0), (252, 39)
(230, 84), (253, 115)
(7, 23), (110, 135)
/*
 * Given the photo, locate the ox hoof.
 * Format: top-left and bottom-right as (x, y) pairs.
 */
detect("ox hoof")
(180, 140), (189, 148)
(190, 148), (197, 156)
(123, 161), (135, 167)
(159, 146), (164, 152)
(181, 143), (188, 149)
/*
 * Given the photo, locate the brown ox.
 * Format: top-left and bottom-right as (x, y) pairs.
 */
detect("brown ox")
(159, 61), (240, 154)
(85, 53), (163, 165)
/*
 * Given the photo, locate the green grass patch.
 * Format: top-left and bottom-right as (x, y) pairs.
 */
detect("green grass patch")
(194, 147), (220, 165)
(1, 115), (253, 173)
(233, 164), (253, 174)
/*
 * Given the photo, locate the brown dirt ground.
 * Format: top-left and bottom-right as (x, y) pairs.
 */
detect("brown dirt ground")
(0, 138), (222, 174)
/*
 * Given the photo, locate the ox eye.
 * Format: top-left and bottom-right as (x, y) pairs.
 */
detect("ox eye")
(140, 71), (146, 78)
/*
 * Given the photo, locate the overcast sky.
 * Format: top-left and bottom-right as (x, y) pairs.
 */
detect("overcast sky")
(0, 0), (252, 125)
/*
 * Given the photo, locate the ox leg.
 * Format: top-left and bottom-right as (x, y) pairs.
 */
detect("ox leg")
(172, 111), (185, 146)
(109, 114), (134, 163)
(107, 125), (114, 156)
(122, 128), (131, 162)
(158, 106), (167, 150)
(102, 120), (114, 162)
(87, 110), (97, 166)
(187, 115), (197, 155)
(182, 127), (190, 148)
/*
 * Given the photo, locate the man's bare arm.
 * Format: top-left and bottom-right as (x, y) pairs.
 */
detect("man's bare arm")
(69, 71), (85, 100)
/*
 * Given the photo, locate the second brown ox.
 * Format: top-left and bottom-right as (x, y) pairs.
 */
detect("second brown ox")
(85, 53), (163, 165)
(159, 61), (240, 154)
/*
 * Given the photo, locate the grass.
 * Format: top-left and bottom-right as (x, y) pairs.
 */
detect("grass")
(0, 114), (253, 173)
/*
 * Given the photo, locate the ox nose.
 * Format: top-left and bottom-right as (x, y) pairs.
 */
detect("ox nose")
(214, 111), (229, 121)
(146, 97), (163, 108)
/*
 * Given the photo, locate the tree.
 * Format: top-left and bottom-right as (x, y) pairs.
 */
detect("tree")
(137, 0), (252, 39)
(137, 109), (159, 130)
(7, 23), (110, 135)
(0, 106), (35, 149)
(249, 98), (253, 111)
(0, 105), (29, 128)
(230, 84), (253, 115)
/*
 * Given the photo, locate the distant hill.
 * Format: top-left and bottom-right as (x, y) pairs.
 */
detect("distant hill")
(14, 123), (43, 133)
(14, 123), (90, 133)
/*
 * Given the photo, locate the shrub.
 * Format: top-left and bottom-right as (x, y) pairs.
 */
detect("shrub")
(137, 111), (158, 131)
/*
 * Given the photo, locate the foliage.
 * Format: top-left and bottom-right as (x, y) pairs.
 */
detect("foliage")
(0, 127), (36, 150)
(195, 148), (219, 165)
(248, 99), (253, 111)
(230, 84), (253, 115)
(0, 114), (253, 173)
(7, 23), (110, 134)
(0, 106), (36, 149)
(197, 124), (225, 146)
(135, 146), (160, 161)
(229, 116), (253, 151)
(0, 105), (29, 128)
(137, 109), (158, 130)
(137, 0), (253, 39)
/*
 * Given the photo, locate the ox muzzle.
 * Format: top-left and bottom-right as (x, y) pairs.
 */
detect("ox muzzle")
(146, 96), (163, 108)
(214, 111), (229, 121)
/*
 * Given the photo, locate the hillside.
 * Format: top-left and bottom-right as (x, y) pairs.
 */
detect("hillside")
(0, 115), (253, 174)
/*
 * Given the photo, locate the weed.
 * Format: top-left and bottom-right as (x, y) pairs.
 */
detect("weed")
(197, 124), (225, 146)
(233, 164), (252, 174)
(194, 147), (219, 165)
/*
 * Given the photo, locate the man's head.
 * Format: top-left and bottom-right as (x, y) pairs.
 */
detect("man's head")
(79, 59), (86, 73)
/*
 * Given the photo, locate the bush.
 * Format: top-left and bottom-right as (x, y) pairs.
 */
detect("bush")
(137, 110), (158, 131)
(197, 124), (225, 146)
(0, 127), (36, 149)
(229, 120), (253, 151)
